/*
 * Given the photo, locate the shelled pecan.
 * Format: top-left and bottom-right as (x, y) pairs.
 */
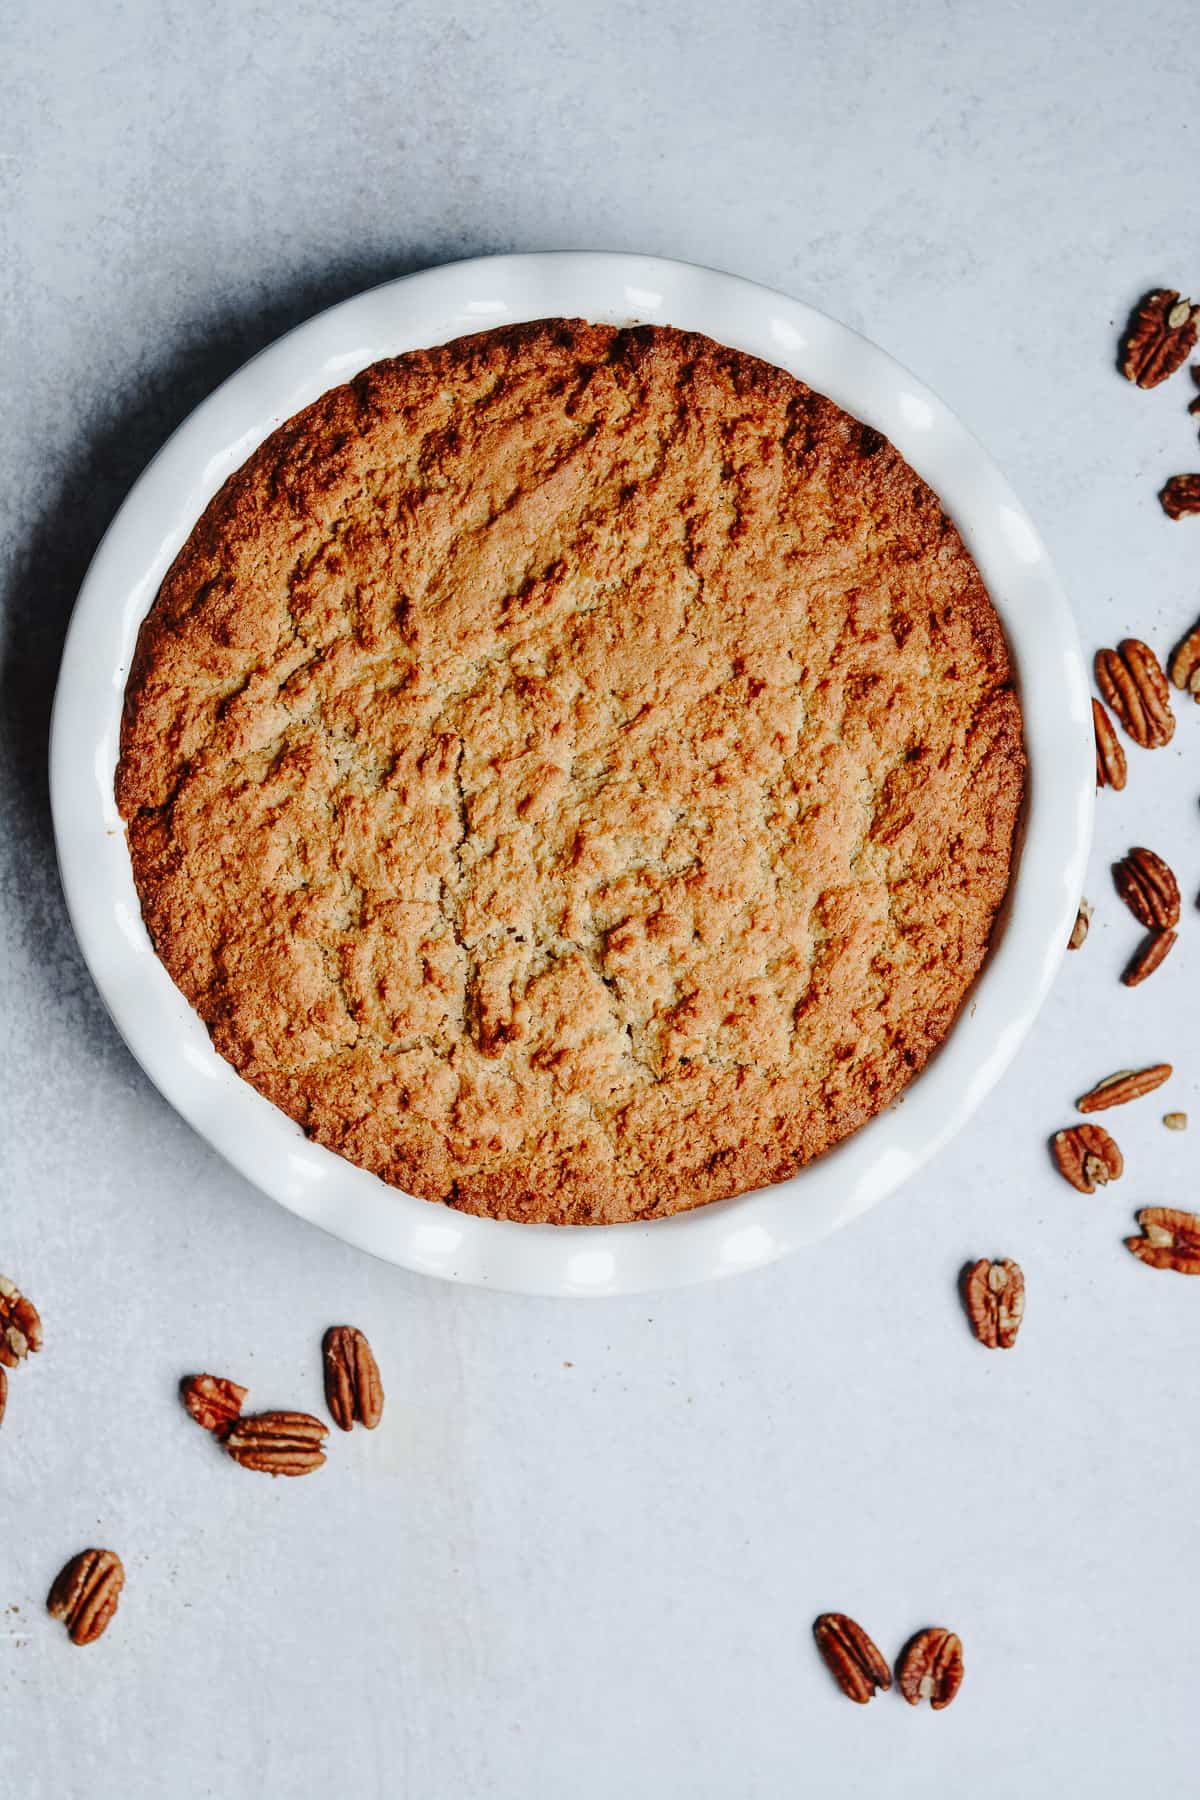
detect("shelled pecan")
(1067, 901), (1091, 949)
(963, 1259), (1025, 1348)
(812, 1613), (892, 1703)
(1163, 1112), (1188, 1131)
(180, 1373), (248, 1438)
(48, 1549), (125, 1646)
(1095, 641), (1174, 747)
(0, 1275), (43, 1368)
(1052, 1124), (1123, 1193)
(1160, 475), (1200, 519)
(1077, 1064), (1172, 1111)
(1113, 847), (1180, 928)
(224, 1411), (328, 1476)
(896, 1627), (964, 1710)
(1092, 698), (1127, 790)
(323, 1326), (385, 1431)
(1119, 290), (1200, 387)
(1168, 620), (1200, 697)
(1122, 930), (1177, 987)
(1125, 1207), (1200, 1275)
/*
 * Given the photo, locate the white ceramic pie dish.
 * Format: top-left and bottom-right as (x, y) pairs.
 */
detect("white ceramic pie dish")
(50, 251), (1093, 1295)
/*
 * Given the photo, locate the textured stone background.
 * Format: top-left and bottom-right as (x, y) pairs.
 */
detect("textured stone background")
(2, 1), (1198, 1793)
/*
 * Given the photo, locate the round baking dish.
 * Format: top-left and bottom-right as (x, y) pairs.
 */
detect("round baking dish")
(50, 252), (1093, 1295)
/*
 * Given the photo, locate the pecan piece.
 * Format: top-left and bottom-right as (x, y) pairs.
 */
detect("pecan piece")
(812, 1613), (892, 1703)
(897, 1627), (964, 1710)
(1067, 900), (1091, 950)
(180, 1373), (247, 1438)
(964, 1259), (1025, 1348)
(323, 1326), (384, 1431)
(1160, 475), (1200, 519)
(1122, 929), (1177, 987)
(48, 1549), (125, 1646)
(1092, 698), (1127, 790)
(1078, 1064), (1172, 1111)
(0, 1274), (43, 1368)
(1168, 620), (1200, 698)
(1119, 290), (1200, 387)
(1113, 846), (1180, 928)
(224, 1410), (328, 1476)
(1095, 641), (1175, 747)
(1052, 1124), (1123, 1193)
(1163, 1111), (1188, 1131)
(1125, 1206), (1200, 1275)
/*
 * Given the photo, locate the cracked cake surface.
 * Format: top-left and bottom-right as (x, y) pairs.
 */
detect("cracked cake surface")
(116, 318), (1025, 1224)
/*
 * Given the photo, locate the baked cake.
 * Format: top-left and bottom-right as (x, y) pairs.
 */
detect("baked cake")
(116, 320), (1024, 1224)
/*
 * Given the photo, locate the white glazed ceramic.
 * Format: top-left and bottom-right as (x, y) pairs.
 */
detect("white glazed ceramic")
(50, 252), (1093, 1295)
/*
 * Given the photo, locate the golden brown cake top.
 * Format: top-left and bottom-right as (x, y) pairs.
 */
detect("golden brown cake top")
(117, 319), (1024, 1224)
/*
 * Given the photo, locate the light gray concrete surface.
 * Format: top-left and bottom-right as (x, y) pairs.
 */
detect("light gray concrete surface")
(3, 2), (1199, 1794)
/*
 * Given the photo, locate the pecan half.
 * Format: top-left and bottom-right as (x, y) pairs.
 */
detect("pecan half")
(1068, 900), (1091, 950)
(323, 1326), (384, 1432)
(180, 1373), (247, 1438)
(1125, 1206), (1200, 1275)
(963, 1259), (1025, 1348)
(1095, 642), (1175, 747)
(1160, 475), (1200, 519)
(1078, 1064), (1172, 1111)
(896, 1627), (964, 1710)
(1123, 929), (1177, 987)
(1092, 698), (1127, 790)
(1168, 621), (1200, 698)
(224, 1411), (328, 1476)
(1120, 290), (1200, 387)
(48, 1549), (125, 1646)
(1052, 1124), (1123, 1193)
(812, 1613), (892, 1703)
(1113, 847), (1180, 928)
(0, 1274), (43, 1368)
